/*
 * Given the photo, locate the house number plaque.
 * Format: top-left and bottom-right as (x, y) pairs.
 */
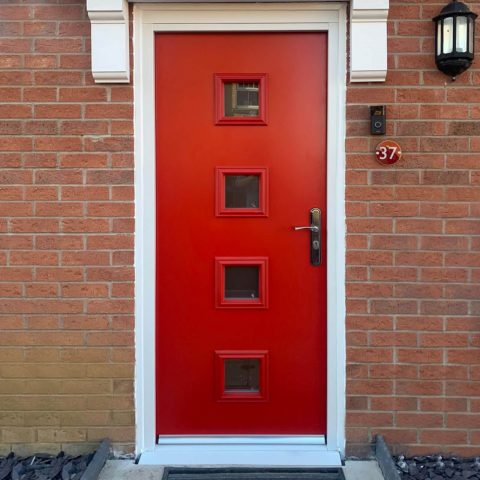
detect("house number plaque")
(375, 140), (402, 166)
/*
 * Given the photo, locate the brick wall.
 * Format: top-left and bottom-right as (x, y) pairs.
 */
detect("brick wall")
(346, 0), (480, 456)
(0, 2), (135, 455)
(1, 0), (480, 458)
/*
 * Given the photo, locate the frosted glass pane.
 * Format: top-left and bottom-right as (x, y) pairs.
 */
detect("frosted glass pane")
(443, 17), (454, 54)
(456, 16), (467, 53)
(437, 22), (442, 55)
(469, 17), (474, 53)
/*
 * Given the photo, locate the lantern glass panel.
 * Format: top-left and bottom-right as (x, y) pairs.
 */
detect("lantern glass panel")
(469, 17), (474, 53)
(456, 16), (468, 52)
(443, 17), (454, 54)
(437, 21), (442, 55)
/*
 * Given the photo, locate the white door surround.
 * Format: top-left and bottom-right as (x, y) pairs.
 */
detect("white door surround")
(133, 3), (347, 466)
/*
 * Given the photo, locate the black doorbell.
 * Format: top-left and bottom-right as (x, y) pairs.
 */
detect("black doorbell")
(370, 105), (386, 135)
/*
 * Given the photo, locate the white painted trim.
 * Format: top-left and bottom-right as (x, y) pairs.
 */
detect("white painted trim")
(134, 2), (347, 464)
(350, 0), (388, 82)
(86, 0), (130, 83)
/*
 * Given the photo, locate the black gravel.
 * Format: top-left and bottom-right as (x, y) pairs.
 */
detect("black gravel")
(394, 454), (480, 480)
(0, 451), (94, 480)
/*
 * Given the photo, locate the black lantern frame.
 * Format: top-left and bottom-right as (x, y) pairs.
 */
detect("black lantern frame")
(433, 0), (477, 79)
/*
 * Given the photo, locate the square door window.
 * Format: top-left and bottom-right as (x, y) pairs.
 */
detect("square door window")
(215, 74), (267, 125)
(216, 167), (268, 217)
(215, 351), (268, 401)
(215, 257), (268, 308)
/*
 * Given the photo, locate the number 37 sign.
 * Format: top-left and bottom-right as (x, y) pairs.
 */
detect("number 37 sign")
(375, 140), (402, 166)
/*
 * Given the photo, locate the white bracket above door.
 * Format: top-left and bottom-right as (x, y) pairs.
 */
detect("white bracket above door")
(86, 0), (130, 83)
(350, 0), (389, 82)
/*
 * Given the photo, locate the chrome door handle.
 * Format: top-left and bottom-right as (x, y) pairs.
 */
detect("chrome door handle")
(293, 208), (321, 266)
(294, 226), (319, 232)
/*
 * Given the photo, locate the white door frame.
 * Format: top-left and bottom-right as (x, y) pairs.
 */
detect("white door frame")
(134, 2), (347, 465)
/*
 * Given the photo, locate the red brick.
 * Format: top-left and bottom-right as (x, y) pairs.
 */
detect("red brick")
(0, 137), (32, 151)
(395, 187), (443, 201)
(445, 253), (480, 267)
(421, 301), (469, 316)
(0, 88), (21, 102)
(10, 252), (58, 266)
(446, 220), (480, 235)
(397, 380), (442, 396)
(420, 104), (469, 119)
(62, 285), (109, 298)
(87, 203), (134, 217)
(421, 137), (469, 152)
(420, 268), (468, 283)
(35, 105), (81, 119)
(0, 39), (32, 53)
(86, 171), (134, 185)
(58, 22), (90, 37)
(85, 104), (133, 119)
(35, 137), (82, 152)
(36, 236), (83, 251)
(61, 219), (110, 233)
(35, 268), (83, 282)
(59, 88), (107, 102)
(420, 333), (469, 348)
(24, 22), (56, 36)
(25, 187), (58, 201)
(112, 219), (134, 233)
(369, 203), (419, 217)
(34, 71), (82, 86)
(87, 236), (133, 250)
(397, 349), (443, 364)
(33, 5), (85, 21)
(111, 153), (134, 168)
(61, 187), (109, 201)
(35, 170), (83, 185)
(59, 54), (91, 69)
(35, 38), (83, 53)
(87, 268), (134, 282)
(61, 252), (110, 266)
(397, 414), (443, 428)
(61, 121), (108, 135)
(347, 412), (393, 427)
(422, 171), (469, 185)
(347, 251), (393, 266)
(25, 284), (58, 298)
(10, 220), (59, 233)
(396, 219), (442, 234)
(0, 154), (21, 168)
(347, 219), (393, 233)
(24, 55), (57, 69)
(420, 236), (467, 250)
(0, 300), (82, 315)
(420, 203), (468, 218)
(84, 137), (134, 152)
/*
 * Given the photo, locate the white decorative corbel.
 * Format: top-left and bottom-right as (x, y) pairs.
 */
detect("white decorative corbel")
(350, 0), (389, 82)
(87, 0), (130, 83)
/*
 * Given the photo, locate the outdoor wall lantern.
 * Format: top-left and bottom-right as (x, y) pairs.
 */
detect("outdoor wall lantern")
(433, 0), (477, 80)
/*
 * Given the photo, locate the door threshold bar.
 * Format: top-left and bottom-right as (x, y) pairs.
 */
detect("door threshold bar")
(140, 437), (341, 466)
(157, 435), (326, 445)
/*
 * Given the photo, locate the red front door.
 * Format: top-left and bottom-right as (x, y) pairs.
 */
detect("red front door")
(155, 32), (327, 435)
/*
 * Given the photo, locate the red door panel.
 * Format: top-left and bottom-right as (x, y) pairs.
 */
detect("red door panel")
(155, 32), (327, 435)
